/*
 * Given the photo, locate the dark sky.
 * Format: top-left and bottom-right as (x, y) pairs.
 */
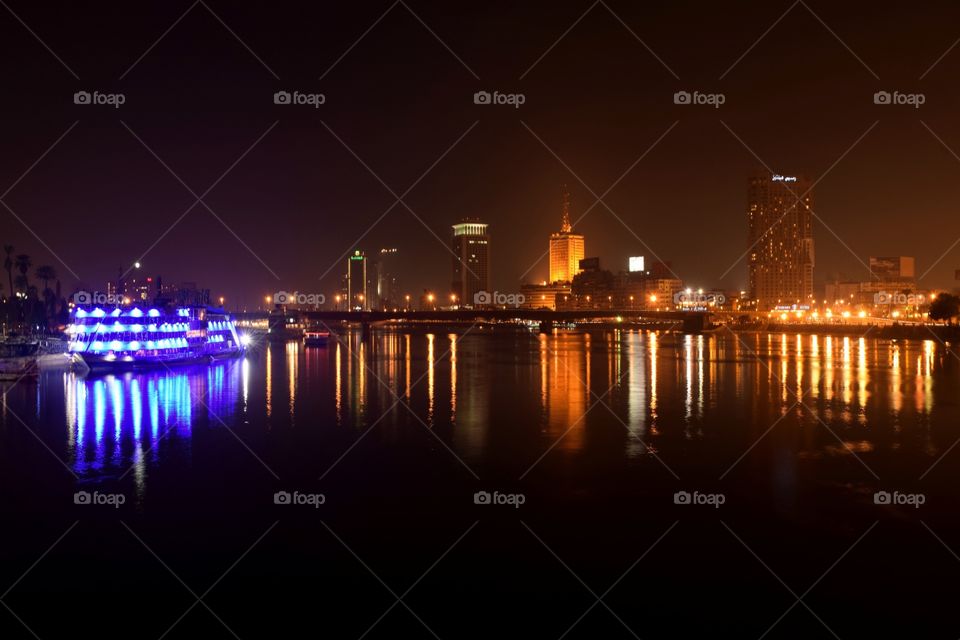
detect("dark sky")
(3, 0), (960, 308)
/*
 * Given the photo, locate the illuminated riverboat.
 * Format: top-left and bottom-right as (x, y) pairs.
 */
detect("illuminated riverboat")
(67, 305), (245, 371)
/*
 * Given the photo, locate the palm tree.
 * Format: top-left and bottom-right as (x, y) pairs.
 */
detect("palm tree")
(35, 265), (56, 294)
(14, 254), (31, 293)
(3, 245), (12, 297)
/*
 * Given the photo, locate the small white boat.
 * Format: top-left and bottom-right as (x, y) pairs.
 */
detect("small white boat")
(0, 337), (87, 380)
(0, 340), (40, 380)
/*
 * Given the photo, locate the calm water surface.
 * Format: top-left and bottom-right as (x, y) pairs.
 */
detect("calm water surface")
(2, 328), (959, 638)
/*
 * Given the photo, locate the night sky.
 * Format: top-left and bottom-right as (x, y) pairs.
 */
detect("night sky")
(3, 0), (960, 308)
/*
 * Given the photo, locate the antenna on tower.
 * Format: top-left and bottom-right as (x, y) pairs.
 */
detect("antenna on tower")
(560, 184), (572, 233)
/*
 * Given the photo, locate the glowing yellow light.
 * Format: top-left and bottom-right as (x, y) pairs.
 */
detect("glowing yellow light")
(858, 311), (867, 319)
(842, 311), (851, 318)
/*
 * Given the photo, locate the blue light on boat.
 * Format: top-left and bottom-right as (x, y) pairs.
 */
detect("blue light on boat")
(92, 308), (105, 317)
(110, 340), (122, 351)
(130, 308), (143, 318)
(76, 309), (87, 318)
(111, 308), (122, 317)
(129, 341), (141, 350)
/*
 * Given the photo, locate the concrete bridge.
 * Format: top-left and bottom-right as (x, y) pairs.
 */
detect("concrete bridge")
(238, 308), (712, 334)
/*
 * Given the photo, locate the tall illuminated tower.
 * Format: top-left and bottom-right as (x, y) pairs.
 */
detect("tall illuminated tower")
(549, 188), (585, 283)
(451, 219), (489, 304)
(347, 250), (367, 310)
(747, 172), (815, 309)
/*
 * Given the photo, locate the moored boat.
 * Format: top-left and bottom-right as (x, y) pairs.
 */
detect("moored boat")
(304, 331), (330, 346)
(67, 305), (244, 371)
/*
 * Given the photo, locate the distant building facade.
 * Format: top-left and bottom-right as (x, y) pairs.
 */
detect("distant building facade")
(376, 248), (400, 309)
(549, 190), (585, 283)
(347, 250), (367, 310)
(451, 219), (489, 305)
(747, 172), (815, 310)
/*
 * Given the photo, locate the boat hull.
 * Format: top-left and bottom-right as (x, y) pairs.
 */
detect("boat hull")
(80, 347), (243, 372)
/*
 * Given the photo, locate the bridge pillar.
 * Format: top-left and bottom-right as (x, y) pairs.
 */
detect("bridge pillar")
(682, 315), (706, 333)
(360, 321), (371, 340)
(538, 319), (553, 334)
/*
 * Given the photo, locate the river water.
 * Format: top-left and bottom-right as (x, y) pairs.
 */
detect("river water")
(1, 328), (958, 638)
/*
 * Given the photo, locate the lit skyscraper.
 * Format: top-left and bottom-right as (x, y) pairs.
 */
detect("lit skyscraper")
(747, 172), (815, 309)
(549, 190), (584, 283)
(451, 219), (489, 305)
(347, 249), (367, 310)
(376, 248), (399, 309)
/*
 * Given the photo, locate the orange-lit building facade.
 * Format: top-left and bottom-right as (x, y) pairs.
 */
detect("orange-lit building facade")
(748, 172), (815, 309)
(548, 192), (584, 283)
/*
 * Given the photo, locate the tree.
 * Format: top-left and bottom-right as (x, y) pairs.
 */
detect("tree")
(929, 294), (960, 324)
(35, 265), (56, 294)
(14, 254), (31, 292)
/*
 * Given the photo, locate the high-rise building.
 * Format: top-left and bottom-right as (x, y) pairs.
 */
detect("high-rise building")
(451, 219), (489, 305)
(347, 250), (367, 310)
(747, 172), (815, 309)
(549, 190), (585, 283)
(376, 248), (400, 309)
(869, 256), (915, 282)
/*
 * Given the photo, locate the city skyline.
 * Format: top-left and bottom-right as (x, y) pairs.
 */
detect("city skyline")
(5, 4), (960, 308)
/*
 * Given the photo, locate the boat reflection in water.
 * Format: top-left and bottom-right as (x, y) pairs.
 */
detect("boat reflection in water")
(64, 360), (244, 487)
